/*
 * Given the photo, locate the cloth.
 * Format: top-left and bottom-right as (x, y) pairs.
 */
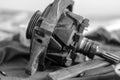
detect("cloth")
(0, 9), (120, 80)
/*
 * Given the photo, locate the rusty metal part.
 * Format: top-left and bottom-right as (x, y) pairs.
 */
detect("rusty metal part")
(26, 0), (74, 75)
(26, 0), (120, 77)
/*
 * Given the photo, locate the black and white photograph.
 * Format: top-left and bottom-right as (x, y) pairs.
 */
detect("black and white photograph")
(0, 0), (120, 80)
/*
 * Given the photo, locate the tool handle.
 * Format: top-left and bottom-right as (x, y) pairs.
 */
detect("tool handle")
(48, 59), (109, 80)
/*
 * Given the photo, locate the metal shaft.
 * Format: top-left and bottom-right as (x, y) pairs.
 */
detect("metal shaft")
(78, 37), (120, 64)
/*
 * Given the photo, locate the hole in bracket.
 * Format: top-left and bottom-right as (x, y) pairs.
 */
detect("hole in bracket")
(37, 38), (42, 43)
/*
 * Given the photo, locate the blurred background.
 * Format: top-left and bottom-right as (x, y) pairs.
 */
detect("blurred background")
(0, 0), (120, 31)
(0, 0), (120, 19)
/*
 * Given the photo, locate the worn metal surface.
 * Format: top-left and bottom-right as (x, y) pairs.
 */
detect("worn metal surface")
(26, 0), (74, 75)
